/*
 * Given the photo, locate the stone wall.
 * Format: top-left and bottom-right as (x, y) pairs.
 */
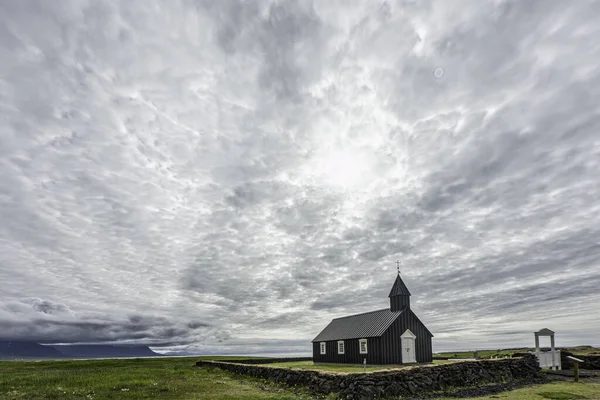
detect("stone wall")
(560, 352), (600, 370)
(582, 356), (600, 370)
(561, 351), (575, 369)
(196, 354), (540, 400)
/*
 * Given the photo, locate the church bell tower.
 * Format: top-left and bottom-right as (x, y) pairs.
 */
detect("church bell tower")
(389, 272), (411, 311)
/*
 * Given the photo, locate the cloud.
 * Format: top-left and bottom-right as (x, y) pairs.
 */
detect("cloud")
(0, 298), (214, 346)
(1, 0), (599, 354)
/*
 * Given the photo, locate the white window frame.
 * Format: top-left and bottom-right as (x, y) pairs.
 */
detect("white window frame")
(337, 340), (345, 354)
(320, 342), (326, 355)
(359, 339), (368, 354)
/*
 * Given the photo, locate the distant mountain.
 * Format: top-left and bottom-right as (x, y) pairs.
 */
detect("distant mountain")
(50, 344), (162, 358)
(0, 341), (65, 359)
(0, 341), (163, 360)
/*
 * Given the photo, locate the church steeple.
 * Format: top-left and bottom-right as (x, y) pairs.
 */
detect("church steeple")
(389, 272), (411, 311)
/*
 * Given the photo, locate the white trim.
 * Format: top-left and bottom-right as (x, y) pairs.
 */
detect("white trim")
(320, 342), (326, 355)
(401, 329), (416, 363)
(359, 339), (368, 354)
(401, 329), (416, 339)
(337, 340), (345, 354)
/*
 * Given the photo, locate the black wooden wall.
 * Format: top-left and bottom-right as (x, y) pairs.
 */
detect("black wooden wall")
(312, 338), (381, 365)
(312, 309), (432, 365)
(380, 308), (433, 364)
(389, 295), (410, 311)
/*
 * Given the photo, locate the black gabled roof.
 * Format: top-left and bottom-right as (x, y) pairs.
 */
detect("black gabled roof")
(312, 308), (403, 342)
(388, 274), (411, 297)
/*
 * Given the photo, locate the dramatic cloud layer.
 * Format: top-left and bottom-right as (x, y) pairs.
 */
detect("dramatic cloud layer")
(1, 0), (599, 354)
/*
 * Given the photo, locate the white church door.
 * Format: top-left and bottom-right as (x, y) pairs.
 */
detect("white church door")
(401, 329), (417, 364)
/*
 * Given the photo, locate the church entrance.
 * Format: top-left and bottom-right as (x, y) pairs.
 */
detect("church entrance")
(401, 329), (416, 363)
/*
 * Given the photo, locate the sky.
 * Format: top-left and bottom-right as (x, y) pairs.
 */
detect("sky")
(1, 0), (599, 356)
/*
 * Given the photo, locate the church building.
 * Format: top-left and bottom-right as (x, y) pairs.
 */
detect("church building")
(312, 273), (433, 364)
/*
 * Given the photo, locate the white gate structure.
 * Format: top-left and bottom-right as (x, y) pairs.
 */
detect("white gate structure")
(529, 328), (561, 370)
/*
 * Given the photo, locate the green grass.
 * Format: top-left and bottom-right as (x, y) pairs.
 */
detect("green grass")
(2, 357), (599, 400)
(566, 346), (600, 356)
(435, 349), (528, 359)
(194, 356), (268, 361)
(435, 346), (600, 359)
(258, 360), (387, 373)
(435, 381), (600, 400)
(0, 357), (312, 400)
(257, 360), (456, 373)
(538, 391), (588, 400)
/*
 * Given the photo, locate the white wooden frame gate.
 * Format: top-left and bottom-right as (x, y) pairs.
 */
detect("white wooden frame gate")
(529, 328), (561, 370)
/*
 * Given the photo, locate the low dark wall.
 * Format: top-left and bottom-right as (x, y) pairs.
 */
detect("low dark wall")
(582, 356), (600, 370)
(561, 351), (575, 369)
(196, 355), (540, 400)
(561, 352), (600, 370)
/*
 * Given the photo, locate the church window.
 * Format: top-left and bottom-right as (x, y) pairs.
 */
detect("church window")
(359, 339), (368, 354)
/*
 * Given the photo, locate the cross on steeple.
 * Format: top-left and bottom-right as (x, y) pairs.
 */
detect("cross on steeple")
(389, 266), (411, 311)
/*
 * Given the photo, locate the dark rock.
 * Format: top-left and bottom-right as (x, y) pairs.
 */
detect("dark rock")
(407, 380), (419, 393)
(420, 375), (433, 386)
(561, 350), (575, 369)
(582, 355), (600, 370)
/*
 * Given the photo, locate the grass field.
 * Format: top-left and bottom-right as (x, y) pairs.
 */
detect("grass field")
(1, 357), (599, 399)
(435, 381), (600, 400)
(0, 357), (314, 400)
(257, 359), (456, 373)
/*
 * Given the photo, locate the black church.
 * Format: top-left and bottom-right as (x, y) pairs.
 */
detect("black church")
(312, 273), (433, 364)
